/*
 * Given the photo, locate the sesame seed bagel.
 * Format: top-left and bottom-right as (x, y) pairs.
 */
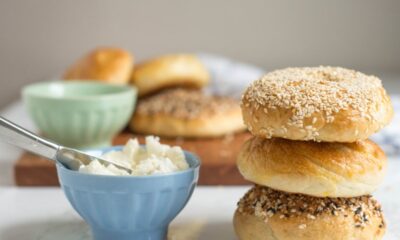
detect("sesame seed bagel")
(237, 137), (386, 197)
(130, 88), (246, 138)
(131, 54), (210, 96)
(233, 186), (386, 240)
(241, 66), (393, 142)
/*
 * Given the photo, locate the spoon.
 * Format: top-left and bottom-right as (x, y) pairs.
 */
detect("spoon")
(0, 116), (132, 173)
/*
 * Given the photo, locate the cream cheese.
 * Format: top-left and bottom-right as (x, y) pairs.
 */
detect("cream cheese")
(79, 136), (189, 176)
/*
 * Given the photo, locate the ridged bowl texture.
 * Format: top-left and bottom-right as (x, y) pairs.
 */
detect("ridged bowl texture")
(23, 81), (136, 149)
(56, 146), (200, 240)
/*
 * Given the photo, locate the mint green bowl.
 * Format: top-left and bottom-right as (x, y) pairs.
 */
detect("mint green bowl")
(22, 81), (137, 149)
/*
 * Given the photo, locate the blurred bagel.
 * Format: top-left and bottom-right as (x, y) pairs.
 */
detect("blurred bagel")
(131, 54), (209, 96)
(63, 47), (134, 84)
(130, 88), (246, 137)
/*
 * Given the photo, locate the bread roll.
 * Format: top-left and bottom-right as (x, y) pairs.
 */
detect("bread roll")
(237, 137), (386, 197)
(131, 54), (209, 96)
(241, 66), (393, 142)
(63, 47), (133, 84)
(130, 88), (246, 138)
(233, 186), (386, 240)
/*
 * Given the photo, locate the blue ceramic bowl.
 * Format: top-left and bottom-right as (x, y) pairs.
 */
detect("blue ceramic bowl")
(56, 146), (200, 240)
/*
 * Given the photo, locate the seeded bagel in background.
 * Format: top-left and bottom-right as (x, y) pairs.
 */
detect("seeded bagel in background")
(241, 66), (393, 142)
(130, 88), (246, 138)
(233, 185), (386, 240)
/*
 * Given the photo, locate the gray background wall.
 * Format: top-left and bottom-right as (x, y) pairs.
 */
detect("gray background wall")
(1, 0), (399, 109)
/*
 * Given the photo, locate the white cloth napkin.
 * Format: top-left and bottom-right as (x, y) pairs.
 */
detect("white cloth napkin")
(198, 53), (265, 99)
(370, 95), (400, 156)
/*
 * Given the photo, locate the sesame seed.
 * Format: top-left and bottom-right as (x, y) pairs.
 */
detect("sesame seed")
(136, 88), (239, 119)
(242, 66), (386, 140)
(307, 214), (316, 220)
(312, 117), (317, 124)
(237, 185), (385, 229)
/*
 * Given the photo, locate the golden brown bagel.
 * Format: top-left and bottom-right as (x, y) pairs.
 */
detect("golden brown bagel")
(233, 186), (386, 240)
(63, 47), (134, 84)
(131, 54), (209, 96)
(241, 66), (393, 142)
(237, 137), (386, 197)
(130, 88), (246, 138)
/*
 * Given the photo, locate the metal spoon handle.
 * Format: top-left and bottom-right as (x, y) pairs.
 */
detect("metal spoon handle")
(0, 116), (59, 160)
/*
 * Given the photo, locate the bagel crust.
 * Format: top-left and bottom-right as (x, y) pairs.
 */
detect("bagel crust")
(130, 88), (246, 137)
(131, 54), (209, 96)
(237, 137), (386, 197)
(234, 186), (386, 240)
(63, 47), (134, 84)
(241, 66), (393, 142)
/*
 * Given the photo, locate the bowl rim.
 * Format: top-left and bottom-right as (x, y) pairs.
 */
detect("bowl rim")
(22, 80), (137, 101)
(56, 145), (201, 179)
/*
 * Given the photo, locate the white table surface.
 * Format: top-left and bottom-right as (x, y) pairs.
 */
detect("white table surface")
(1, 102), (399, 240)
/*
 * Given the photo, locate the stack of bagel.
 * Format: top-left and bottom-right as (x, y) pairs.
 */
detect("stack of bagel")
(234, 66), (393, 240)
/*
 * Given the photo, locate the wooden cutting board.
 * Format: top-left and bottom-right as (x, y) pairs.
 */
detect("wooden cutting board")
(14, 132), (252, 186)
